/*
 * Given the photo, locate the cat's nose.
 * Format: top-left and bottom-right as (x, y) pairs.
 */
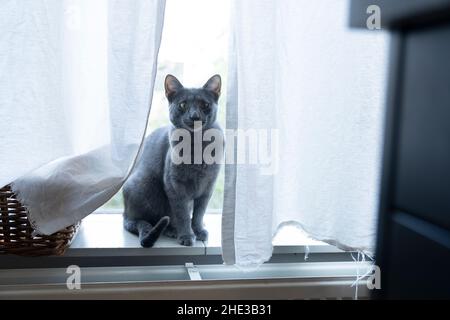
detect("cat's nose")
(190, 111), (201, 121)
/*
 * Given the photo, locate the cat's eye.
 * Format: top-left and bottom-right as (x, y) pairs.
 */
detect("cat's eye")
(179, 102), (187, 111)
(203, 102), (210, 109)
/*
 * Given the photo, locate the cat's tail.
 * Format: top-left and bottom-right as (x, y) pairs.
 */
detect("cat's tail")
(123, 216), (170, 248)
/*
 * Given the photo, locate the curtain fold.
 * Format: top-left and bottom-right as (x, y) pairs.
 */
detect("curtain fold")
(0, 0), (166, 235)
(223, 0), (388, 266)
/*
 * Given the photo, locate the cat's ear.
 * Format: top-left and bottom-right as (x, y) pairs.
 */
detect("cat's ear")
(203, 74), (221, 99)
(165, 74), (183, 100)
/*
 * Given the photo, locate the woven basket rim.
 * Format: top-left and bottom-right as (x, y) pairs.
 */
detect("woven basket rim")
(0, 185), (80, 256)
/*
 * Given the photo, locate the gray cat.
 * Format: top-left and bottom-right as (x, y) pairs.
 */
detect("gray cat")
(123, 74), (223, 247)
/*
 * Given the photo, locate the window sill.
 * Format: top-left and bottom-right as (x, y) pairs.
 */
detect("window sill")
(0, 211), (348, 269)
(68, 211), (338, 257)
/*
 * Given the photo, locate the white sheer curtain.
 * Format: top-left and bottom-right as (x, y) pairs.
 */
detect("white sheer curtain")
(223, 0), (388, 266)
(0, 0), (165, 234)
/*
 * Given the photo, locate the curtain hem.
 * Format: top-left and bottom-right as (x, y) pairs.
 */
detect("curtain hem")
(272, 220), (375, 259)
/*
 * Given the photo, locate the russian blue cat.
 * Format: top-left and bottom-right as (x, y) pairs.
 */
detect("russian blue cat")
(123, 74), (223, 247)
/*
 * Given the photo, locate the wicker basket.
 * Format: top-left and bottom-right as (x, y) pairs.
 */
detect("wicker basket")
(0, 185), (79, 256)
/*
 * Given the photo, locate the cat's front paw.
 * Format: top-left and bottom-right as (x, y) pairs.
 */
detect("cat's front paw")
(193, 228), (208, 241)
(178, 234), (196, 246)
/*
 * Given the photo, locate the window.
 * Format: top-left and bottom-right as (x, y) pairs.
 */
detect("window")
(101, 0), (229, 212)
(75, 0), (334, 254)
(0, 0), (340, 267)
(80, 0), (232, 252)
